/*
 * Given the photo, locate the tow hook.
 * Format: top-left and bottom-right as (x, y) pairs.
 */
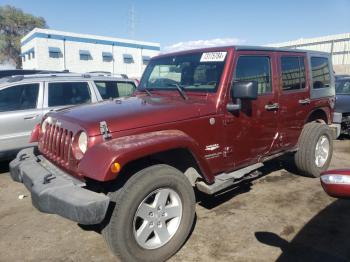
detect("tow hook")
(43, 174), (56, 184)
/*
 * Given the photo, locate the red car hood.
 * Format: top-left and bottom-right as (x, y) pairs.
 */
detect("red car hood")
(48, 95), (214, 136)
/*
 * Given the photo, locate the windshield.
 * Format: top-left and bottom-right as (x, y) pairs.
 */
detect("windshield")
(139, 52), (227, 92)
(336, 79), (350, 94)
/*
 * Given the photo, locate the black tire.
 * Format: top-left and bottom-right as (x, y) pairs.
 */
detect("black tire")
(102, 164), (195, 262)
(294, 122), (333, 177)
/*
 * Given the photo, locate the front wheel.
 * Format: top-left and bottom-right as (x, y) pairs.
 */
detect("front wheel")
(294, 122), (333, 177)
(102, 164), (195, 262)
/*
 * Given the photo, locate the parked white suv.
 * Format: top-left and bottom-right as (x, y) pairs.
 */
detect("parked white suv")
(0, 73), (136, 159)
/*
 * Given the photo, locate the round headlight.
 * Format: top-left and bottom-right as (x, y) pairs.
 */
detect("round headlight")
(78, 132), (88, 153)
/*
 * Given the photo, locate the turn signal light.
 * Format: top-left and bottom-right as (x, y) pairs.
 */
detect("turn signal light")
(111, 162), (121, 174)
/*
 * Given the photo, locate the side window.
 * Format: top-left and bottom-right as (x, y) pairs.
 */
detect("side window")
(95, 81), (135, 99)
(281, 56), (306, 91)
(48, 82), (91, 107)
(311, 57), (331, 89)
(234, 56), (272, 94)
(117, 82), (135, 97)
(336, 79), (350, 94)
(0, 83), (39, 112)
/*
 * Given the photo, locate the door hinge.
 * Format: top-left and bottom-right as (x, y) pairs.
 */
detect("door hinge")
(223, 118), (235, 126)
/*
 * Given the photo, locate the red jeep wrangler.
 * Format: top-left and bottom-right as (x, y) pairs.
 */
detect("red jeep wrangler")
(10, 46), (341, 261)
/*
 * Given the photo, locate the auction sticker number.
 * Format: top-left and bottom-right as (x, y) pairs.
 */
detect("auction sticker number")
(200, 52), (227, 62)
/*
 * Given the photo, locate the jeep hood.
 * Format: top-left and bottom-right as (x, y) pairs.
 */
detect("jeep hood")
(50, 95), (215, 136)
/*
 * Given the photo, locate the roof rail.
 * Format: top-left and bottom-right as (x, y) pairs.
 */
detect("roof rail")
(87, 71), (128, 79)
(2, 72), (129, 83)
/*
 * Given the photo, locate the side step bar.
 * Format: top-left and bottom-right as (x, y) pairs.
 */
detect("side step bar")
(196, 163), (263, 194)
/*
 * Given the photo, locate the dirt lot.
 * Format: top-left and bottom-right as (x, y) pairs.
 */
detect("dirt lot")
(0, 139), (350, 262)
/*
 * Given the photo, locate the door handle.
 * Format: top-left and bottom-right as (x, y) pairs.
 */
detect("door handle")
(24, 114), (39, 120)
(265, 103), (279, 111)
(299, 98), (311, 105)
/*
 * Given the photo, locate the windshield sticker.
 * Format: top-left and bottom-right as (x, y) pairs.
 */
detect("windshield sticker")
(200, 52), (227, 62)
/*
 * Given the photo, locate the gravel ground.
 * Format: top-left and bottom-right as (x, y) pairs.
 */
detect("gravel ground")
(0, 139), (349, 262)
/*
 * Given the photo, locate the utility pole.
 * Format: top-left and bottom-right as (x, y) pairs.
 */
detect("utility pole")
(63, 38), (66, 71)
(128, 5), (136, 39)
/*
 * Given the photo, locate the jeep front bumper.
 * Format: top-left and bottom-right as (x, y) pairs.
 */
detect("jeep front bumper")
(10, 148), (110, 225)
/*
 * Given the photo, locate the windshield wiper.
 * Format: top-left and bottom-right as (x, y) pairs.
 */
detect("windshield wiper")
(170, 83), (189, 100)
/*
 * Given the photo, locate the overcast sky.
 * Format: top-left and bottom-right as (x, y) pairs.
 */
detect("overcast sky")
(3, 0), (350, 52)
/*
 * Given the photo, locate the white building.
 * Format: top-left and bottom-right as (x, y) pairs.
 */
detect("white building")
(21, 28), (160, 78)
(268, 33), (350, 74)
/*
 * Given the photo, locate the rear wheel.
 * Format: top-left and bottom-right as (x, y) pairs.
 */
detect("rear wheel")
(102, 164), (195, 262)
(294, 122), (333, 177)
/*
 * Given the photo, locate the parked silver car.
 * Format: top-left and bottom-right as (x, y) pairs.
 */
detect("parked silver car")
(0, 73), (136, 159)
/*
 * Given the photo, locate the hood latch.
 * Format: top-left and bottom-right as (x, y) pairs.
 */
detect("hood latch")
(100, 121), (112, 141)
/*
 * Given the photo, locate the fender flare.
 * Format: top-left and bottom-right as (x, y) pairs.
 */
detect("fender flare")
(305, 107), (331, 124)
(78, 130), (213, 182)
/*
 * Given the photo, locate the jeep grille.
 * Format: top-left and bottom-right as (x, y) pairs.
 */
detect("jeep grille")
(41, 124), (73, 166)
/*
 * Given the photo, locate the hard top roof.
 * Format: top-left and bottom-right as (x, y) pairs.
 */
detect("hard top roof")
(157, 45), (330, 59)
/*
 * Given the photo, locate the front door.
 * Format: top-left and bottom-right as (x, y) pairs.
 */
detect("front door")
(224, 51), (280, 170)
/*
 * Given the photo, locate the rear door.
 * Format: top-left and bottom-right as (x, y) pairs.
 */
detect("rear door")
(0, 82), (43, 153)
(224, 51), (280, 169)
(277, 53), (311, 149)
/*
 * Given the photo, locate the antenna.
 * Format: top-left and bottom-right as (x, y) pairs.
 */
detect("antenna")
(128, 5), (136, 39)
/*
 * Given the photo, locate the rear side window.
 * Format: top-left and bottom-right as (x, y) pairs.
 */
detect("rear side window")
(281, 56), (306, 91)
(48, 82), (91, 107)
(95, 81), (135, 100)
(234, 56), (272, 94)
(311, 57), (331, 89)
(0, 83), (39, 112)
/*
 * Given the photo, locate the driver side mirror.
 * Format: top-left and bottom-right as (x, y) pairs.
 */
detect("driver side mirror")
(227, 81), (258, 112)
(232, 81), (258, 100)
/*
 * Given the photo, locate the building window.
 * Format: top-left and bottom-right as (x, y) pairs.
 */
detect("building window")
(281, 56), (306, 91)
(142, 56), (151, 65)
(21, 54), (25, 62)
(49, 47), (62, 58)
(311, 57), (331, 89)
(123, 54), (134, 64)
(28, 48), (35, 60)
(102, 52), (113, 62)
(79, 50), (92, 60)
(234, 56), (272, 94)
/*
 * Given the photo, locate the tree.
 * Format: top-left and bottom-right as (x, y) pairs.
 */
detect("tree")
(0, 5), (47, 68)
